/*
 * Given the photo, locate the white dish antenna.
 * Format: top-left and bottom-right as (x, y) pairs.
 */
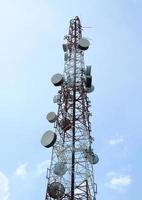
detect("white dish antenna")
(51, 73), (64, 86)
(53, 162), (67, 177)
(78, 37), (90, 50)
(46, 112), (57, 123)
(41, 131), (57, 148)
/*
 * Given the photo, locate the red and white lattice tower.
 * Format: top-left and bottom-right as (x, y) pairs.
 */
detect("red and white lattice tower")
(41, 16), (99, 200)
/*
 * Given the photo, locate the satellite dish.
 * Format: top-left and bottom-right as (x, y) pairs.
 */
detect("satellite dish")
(53, 95), (61, 104)
(88, 153), (99, 164)
(78, 37), (90, 50)
(41, 131), (57, 148)
(53, 162), (67, 177)
(46, 112), (57, 123)
(86, 85), (95, 93)
(83, 149), (99, 165)
(51, 73), (64, 86)
(48, 182), (65, 199)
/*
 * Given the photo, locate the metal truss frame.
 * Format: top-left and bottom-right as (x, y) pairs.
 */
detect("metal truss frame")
(44, 16), (97, 200)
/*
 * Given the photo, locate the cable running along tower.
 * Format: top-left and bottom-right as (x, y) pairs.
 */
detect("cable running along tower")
(41, 16), (99, 200)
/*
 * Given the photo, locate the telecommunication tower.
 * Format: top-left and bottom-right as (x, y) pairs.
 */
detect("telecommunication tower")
(41, 16), (99, 200)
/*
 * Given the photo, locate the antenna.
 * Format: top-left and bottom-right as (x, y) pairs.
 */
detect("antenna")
(41, 16), (98, 200)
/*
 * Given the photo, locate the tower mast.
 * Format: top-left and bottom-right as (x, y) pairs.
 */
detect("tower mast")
(41, 16), (99, 200)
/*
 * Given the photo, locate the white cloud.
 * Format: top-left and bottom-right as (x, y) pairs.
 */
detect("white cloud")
(14, 160), (51, 180)
(36, 160), (51, 177)
(108, 135), (124, 145)
(0, 171), (9, 200)
(14, 163), (28, 178)
(110, 176), (131, 187)
(106, 171), (132, 190)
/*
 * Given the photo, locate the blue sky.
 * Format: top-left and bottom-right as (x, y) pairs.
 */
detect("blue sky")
(0, 0), (142, 200)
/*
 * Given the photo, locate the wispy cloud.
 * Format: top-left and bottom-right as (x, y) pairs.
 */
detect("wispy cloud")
(108, 135), (124, 145)
(0, 170), (9, 200)
(36, 160), (51, 177)
(106, 171), (132, 190)
(14, 160), (50, 180)
(14, 163), (28, 178)
(109, 176), (131, 188)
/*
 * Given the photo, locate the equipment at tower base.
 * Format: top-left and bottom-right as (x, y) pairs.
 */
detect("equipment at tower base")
(40, 16), (99, 200)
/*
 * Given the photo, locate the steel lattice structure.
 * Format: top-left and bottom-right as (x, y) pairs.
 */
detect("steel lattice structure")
(41, 16), (98, 200)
